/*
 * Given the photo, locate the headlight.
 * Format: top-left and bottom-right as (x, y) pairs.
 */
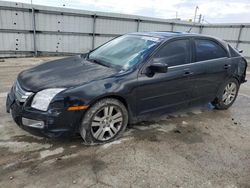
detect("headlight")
(31, 88), (65, 111)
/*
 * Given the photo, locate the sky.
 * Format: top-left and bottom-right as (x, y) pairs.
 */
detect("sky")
(3, 0), (250, 23)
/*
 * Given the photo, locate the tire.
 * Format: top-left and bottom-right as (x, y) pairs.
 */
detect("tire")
(79, 98), (128, 145)
(212, 78), (239, 110)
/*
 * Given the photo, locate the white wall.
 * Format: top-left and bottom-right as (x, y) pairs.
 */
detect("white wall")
(0, 1), (249, 59)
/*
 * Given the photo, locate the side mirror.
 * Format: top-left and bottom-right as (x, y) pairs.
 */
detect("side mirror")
(238, 49), (243, 53)
(149, 62), (168, 73)
(145, 62), (168, 77)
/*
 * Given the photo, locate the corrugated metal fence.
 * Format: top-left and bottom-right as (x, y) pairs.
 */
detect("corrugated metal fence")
(0, 1), (250, 59)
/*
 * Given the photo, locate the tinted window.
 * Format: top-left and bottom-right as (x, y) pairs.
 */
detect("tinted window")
(153, 39), (190, 67)
(195, 39), (227, 61)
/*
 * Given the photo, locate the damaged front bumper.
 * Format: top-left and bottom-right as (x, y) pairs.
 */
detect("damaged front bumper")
(6, 90), (84, 137)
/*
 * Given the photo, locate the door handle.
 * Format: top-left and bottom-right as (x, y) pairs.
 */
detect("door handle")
(183, 71), (193, 76)
(183, 68), (193, 77)
(224, 64), (231, 69)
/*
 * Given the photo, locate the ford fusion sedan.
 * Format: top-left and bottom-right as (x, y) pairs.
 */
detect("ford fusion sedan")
(6, 32), (247, 144)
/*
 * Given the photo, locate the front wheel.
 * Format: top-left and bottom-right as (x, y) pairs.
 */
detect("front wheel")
(79, 98), (128, 145)
(212, 78), (239, 110)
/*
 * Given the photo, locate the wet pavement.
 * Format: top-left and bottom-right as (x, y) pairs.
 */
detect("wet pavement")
(0, 57), (250, 188)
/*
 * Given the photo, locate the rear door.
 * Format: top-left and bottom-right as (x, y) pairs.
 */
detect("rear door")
(188, 37), (231, 104)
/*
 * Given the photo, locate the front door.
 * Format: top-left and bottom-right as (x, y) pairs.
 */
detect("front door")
(136, 38), (193, 116)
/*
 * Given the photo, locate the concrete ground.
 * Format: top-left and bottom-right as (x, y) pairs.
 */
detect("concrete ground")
(0, 57), (250, 188)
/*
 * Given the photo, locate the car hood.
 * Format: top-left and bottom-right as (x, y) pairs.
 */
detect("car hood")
(18, 55), (118, 92)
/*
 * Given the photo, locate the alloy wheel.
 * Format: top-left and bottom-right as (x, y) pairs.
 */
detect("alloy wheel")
(222, 82), (237, 105)
(91, 105), (123, 141)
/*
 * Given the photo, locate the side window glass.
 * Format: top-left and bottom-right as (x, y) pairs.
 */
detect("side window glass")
(153, 39), (190, 67)
(195, 39), (227, 61)
(228, 44), (240, 57)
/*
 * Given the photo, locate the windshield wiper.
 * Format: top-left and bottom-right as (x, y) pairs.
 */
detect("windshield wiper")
(88, 58), (110, 68)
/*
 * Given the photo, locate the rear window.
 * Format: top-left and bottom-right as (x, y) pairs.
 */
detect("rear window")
(194, 39), (228, 62)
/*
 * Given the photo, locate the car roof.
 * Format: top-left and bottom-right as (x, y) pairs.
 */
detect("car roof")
(131, 31), (227, 40)
(129, 31), (197, 38)
(129, 31), (227, 46)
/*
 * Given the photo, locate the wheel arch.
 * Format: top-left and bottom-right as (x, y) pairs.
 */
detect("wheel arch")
(88, 94), (134, 123)
(232, 76), (240, 84)
(214, 77), (239, 101)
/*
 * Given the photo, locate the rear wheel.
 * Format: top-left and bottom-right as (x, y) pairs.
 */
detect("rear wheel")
(79, 98), (128, 145)
(212, 78), (239, 110)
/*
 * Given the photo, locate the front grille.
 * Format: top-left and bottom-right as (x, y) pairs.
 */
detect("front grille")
(14, 81), (33, 103)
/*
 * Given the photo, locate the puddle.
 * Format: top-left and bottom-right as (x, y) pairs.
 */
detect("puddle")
(168, 123), (208, 144)
(91, 159), (107, 174)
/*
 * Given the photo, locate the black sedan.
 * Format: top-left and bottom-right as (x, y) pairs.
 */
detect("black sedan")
(6, 32), (247, 144)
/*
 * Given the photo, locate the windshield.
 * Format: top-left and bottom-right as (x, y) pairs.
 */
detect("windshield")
(88, 35), (162, 70)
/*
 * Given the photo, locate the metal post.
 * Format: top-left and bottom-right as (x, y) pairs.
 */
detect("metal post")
(136, 19), (140, 32)
(92, 14), (97, 50)
(198, 14), (202, 23)
(32, 7), (37, 56)
(171, 23), (174, 32)
(199, 25), (203, 34)
(236, 25), (244, 49)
